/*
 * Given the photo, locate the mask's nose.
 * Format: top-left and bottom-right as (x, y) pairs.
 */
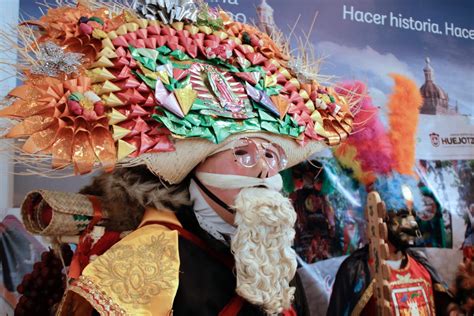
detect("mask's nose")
(409, 219), (419, 231)
(257, 158), (270, 178)
(256, 158), (280, 178)
(408, 219), (422, 238)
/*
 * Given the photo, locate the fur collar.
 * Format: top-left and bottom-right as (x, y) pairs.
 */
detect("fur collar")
(79, 166), (191, 231)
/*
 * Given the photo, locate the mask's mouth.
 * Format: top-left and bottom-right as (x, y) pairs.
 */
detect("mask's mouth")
(192, 175), (235, 215)
(191, 172), (284, 219)
(388, 223), (421, 250)
(194, 172), (283, 191)
(399, 227), (419, 237)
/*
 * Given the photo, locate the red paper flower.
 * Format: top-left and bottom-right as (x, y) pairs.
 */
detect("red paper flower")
(67, 91), (105, 121)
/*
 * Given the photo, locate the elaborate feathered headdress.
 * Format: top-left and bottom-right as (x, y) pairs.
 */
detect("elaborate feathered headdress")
(334, 74), (424, 212)
(0, 0), (355, 183)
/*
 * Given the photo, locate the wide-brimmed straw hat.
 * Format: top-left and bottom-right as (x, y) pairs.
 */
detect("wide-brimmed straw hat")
(0, 0), (353, 184)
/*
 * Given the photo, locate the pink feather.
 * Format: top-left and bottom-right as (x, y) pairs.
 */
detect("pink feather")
(335, 81), (393, 184)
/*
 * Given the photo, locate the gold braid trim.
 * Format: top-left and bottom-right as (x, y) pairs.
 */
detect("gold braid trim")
(389, 277), (431, 287)
(351, 279), (375, 316)
(69, 276), (127, 316)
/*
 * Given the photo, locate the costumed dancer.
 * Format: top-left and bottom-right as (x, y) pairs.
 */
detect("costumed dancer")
(327, 76), (454, 315)
(0, 1), (356, 315)
(448, 220), (474, 315)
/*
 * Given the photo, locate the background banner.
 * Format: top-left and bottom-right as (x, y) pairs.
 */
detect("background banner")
(211, 0), (473, 118)
(417, 114), (474, 160)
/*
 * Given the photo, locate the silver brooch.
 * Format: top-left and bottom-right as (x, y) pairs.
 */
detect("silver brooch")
(133, 0), (199, 24)
(31, 42), (83, 77)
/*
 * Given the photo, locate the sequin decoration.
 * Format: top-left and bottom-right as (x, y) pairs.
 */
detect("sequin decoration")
(31, 42), (83, 77)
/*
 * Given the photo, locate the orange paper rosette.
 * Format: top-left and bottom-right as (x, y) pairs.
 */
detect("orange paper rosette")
(0, 76), (115, 174)
(24, 5), (108, 64)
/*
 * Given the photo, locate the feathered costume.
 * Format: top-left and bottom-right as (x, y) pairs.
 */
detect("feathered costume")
(334, 75), (424, 211)
(327, 76), (454, 315)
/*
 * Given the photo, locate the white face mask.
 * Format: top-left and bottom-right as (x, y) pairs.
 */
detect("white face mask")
(189, 172), (284, 242)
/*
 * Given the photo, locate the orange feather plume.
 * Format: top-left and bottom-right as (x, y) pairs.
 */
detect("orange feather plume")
(387, 74), (423, 176)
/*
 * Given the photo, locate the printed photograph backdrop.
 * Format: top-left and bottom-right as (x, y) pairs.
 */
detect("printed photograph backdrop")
(2, 0), (473, 314)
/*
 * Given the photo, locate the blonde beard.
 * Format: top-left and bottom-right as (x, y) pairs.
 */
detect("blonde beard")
(231, 187), (297, 315)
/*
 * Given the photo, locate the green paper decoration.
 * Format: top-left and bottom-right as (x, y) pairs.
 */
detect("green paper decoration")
(128, 45), (306, 144)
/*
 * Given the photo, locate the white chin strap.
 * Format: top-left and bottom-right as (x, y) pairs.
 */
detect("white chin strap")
(189, 179), (236, 243)
(194, 172), (283, 191)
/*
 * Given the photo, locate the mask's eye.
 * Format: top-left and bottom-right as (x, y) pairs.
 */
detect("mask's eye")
(265, 150), (276, 159)
(397, 209), (410, 218)
(234, 148), (248, 156)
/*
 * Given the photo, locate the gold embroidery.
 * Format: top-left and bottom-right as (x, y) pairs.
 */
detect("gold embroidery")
(395, 273), (412, 283)
(65, 211), (181, 316)
(89, 232), (177, 306)
(389, 276), (431, 288)
(351, 279), (375, 316)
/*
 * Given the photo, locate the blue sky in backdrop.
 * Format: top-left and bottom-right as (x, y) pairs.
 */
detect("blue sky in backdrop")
(19, 0), (474, 115)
